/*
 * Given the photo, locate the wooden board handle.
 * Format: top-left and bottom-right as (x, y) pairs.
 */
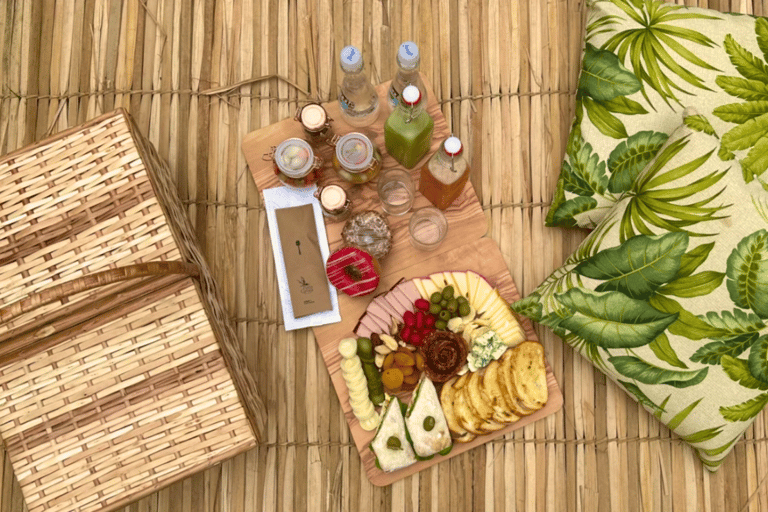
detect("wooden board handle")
(0, 261), (200, 325)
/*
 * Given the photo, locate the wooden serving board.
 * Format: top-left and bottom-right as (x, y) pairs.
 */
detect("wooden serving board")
(241, 77), (562, 486)
(241, 74), (488, 272)
(315, 237), (563, 486)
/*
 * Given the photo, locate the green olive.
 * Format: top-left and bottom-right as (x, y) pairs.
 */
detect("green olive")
(435, 320), (447, 330)
(438, 309), (451, 321)
(430, 292), (443, 304)
(441, 286), (454, 300)
(387, 436), (402, 450)
(459, 303), (471, 317)
(447, 299), (458, 312)
(440, 299), (448, 308)
(458, 296), (469, 305)
(429, 303), (442, 315)
(423, 416), (435, 431)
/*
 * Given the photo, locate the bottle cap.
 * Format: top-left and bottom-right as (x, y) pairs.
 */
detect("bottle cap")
(397, 42), (420, 69)
(340, 45), (363, 73)
(320, 185), (348, 211)
(402, 85), (421, 106)
(300, 104), (327, 131)
(444, 136), (463, 156)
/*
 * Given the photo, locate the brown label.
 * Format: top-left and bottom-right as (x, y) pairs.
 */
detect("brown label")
(275, 204), (333, 318)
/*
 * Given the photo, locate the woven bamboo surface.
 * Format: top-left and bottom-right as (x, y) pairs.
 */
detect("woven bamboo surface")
(0, 1), (766, 511)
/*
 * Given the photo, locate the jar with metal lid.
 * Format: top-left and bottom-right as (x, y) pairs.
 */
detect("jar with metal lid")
(331, 132), (382, 184)
(266, 137), (323, 188)
(295, 103), (334, 147)
(314, 184), (352, 222)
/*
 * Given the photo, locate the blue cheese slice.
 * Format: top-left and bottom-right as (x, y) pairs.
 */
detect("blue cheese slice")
(405, 377), (452, 458)
(370, 397), (417, 472)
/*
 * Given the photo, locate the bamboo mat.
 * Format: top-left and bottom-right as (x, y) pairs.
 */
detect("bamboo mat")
(0, 1), (767, 511)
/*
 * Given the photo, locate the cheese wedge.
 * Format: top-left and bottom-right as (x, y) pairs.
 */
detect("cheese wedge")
(405, 376), (453, 459)
(413, 278), (428, 300)
(370, 397), (417, 472)
(451, 271), (469, 298)
(472, 279), (495, 311)
(421, 278), (441, 298)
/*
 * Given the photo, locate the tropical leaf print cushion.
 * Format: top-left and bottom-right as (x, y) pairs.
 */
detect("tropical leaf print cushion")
(548, 0), (768, 228)
(518, 113), (768, 470)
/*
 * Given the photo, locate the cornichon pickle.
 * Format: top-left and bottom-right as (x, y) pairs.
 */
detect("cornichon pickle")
(357, 337), (374, 358)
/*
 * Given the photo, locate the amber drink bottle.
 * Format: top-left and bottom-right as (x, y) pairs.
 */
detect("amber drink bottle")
(419, 136), (469, 210)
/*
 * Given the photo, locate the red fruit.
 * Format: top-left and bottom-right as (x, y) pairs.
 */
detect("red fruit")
(415, 298), (430, 311)
(400, 326), (412, 343)
(425, 315), (436, 328)
(409, 332), (422, 346)
(416, 311), (425, 329)
(403, 311), (416, 327)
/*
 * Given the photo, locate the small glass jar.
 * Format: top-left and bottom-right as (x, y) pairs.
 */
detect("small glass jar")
(267, 138), (323, 188)
(315, 184), (352, 222)
(331, 132), (382, 184)
(295, 103), (334, 147)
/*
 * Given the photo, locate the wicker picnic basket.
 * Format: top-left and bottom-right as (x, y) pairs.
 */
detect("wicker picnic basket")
(0, 109), (265, 512)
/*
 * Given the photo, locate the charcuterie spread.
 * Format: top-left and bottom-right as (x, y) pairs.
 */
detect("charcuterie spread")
(337, 270), (549, 472)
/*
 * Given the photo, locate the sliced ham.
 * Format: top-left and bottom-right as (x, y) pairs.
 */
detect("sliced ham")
(398, 280), (422, 304)
(390, 287), (415, 314)
(367, 301), (392, 332)
(365, 309), (390, 334)
(352, 314), (373, 338)
(373, 295), (403, 323)
(384, 292), (409, 319)
(359, 313), (383, 336)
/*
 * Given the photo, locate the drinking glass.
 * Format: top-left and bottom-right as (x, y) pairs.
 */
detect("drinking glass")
(377, 168), (415, 216)
(408, 207), (447, 251)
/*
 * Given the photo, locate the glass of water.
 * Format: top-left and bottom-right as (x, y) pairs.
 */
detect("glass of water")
(377, 168), (415, 216)
(408, 207), (448, 251)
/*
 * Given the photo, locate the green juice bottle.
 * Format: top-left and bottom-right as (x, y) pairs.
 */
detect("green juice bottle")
(384, 85), (434, 169)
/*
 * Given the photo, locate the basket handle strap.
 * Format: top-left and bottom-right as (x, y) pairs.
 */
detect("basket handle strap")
(0, 261), (200, 325)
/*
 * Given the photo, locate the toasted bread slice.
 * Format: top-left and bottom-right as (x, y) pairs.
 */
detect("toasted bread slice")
(465, 371), (495, 422)
(483, 360), (520, 424)
(440, 376), (468, 438)
(508, 341), (548, 411)
(453, 386), (485, 435)
(500, 349), (536, 416)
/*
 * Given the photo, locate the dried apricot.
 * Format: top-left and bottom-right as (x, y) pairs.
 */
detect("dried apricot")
(414, 352), (425, 370)
(393, 352), (415, 367)
(403, 373), (420, 385)
(400, 366), (414, 376)
(382, 368), (404, 390)
(382, 352), (395, 371)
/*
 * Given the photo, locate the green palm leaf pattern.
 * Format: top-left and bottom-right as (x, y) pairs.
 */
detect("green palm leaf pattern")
(554, 288), (678, 348)
(720, 392), (768, 422)
(725, 230), (768, 318)
(601, 0), (721, 107)
(715, 21), (768, 181)
(609, 355), (708, 388)
(574, 232), (688, 299)
(690, 334), (757, 365)
(619, 135), (730, 242)
(748, 335), (768, 382)
(607, 131), (669, 193)
(720, 355), (768, 390)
